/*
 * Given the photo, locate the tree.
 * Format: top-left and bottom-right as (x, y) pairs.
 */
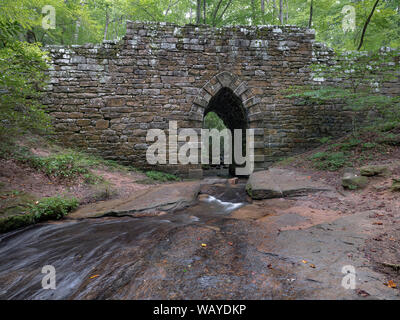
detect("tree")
(279, 0), (283, 24)
(0, 34), (51, 139)
(357, 0), (380, 50)
(287, 49), (400, 131)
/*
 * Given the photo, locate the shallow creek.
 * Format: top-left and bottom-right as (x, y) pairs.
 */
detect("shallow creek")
(0, 183), (253, 299)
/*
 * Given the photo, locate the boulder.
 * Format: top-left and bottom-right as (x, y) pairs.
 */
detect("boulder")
(360, 165), (390, 177)
(69, 181), (201, 219)
(342, 168), (369, 189)
(246, 168), (332, 200)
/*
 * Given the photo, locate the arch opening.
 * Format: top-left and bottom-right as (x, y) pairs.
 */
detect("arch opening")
(202, 87), (249, 177)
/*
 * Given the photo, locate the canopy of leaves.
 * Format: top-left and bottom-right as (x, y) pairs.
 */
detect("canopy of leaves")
(0, 0), (398, 50)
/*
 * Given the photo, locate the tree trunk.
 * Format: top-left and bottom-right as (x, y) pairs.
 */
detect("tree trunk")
(272, 0), (277, 21)
(279, 0), (283, 24)
(357, 0), (380, 50)
(212, 0), (223, 26)
(261, 0), (265, 24)
(203, 0), (206, 24)
(251, 0), (256, 25)
(285, 0), (288, 23)
(308, 0), (313, 28)
(74, 20), (80, 44)
(218, 0), (233, 22)
(196, 0), (201, 24)
(104, 8), (109, 41)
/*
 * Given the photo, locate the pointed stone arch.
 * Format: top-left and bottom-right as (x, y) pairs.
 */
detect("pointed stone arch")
(188, 71), (266, 175)
(189, 71), (263, 126)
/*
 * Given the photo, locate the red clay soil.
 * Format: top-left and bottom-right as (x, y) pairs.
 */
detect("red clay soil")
(0, 158), (149, 204)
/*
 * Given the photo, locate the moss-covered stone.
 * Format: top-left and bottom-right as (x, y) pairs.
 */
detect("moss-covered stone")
(0, 213), (35, 233)
(391, 178), (400, 191)
(360, 165), (390, 177)
(342, 174), (369, 190)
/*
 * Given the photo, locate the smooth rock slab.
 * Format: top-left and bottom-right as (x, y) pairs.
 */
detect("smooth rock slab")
(69, 181), (201, 219)
(246, 168), (332, 200)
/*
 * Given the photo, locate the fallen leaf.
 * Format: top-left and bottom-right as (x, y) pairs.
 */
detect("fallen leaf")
(309, 264), (316, 268)
(372, 222), (383, 225)
(89, 274), (99, 279)
(355, 289), (370, 297)
(302, 260), (308, 264)
(386, 280), (397, 288)
(201, 243), (207, 247)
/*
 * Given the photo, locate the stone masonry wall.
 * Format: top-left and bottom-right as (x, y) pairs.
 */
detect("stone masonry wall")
(43, 21), (399, 177)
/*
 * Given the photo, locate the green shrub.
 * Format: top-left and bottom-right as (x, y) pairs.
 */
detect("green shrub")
(377, 133), (400, 146)
(145, 170), (180, 182)
(339, 138), (361, 151)
(0, 213), (35, 233)
(309, 152), (328, 160)
(28, 153), (89, 179)
(29, 196), (79, 221)
(318, 137), (331, 144)
(362, 142), (377, 149)
(310, 151), (348, 171)
(0, 40), (51, 140)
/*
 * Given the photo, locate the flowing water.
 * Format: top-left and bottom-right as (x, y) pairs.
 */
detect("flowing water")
(0, 183), (254, 300)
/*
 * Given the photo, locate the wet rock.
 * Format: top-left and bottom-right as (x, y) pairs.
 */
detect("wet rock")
(69, 181), (201, 219)
(198, 194), (210, 201)
(246, 168), (332, 200)
(200, 183), (227, 195)
(342, 169), (368, 190)
(200, 178), (227, 185)
(360, 165), (390, 177)
(230, 204), (273, 220)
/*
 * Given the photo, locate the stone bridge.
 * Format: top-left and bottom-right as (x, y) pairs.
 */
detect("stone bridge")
(43, 21), (360, 177)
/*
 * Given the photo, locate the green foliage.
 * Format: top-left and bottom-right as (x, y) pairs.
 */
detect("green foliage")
(203, 111), (227, 131)
(318, 136), (331, 144)
(1, 0), (398, 51)
(288, 49), (400, 132)
(145, 170), (180, 182)
(339, 138), (361, 151)
(362, 142), (377, 149)
(29, 154), (86, 178)
(376, 132), (400, 146)
(306, 123), (400, 171)
(0, 213), (36, 233)
(0, 192), (78, 233)
(29, 196), (79, 221)
(309, 151), (348, 171)
(0, 41), (51, 139)
(0, 142), (106, 183)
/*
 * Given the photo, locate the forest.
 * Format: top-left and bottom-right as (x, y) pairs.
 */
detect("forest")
(1, 0), (399, 50)
(1, 0), (399, 139)
(0, 0), (400, 301)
